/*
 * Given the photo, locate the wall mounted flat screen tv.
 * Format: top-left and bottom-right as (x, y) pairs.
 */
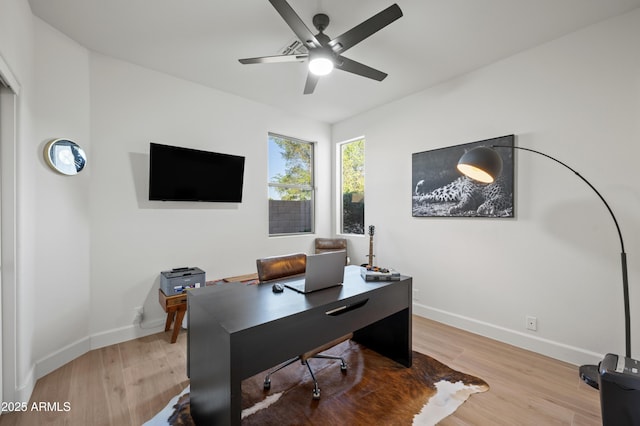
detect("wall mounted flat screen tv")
(149, 142), (245, 202)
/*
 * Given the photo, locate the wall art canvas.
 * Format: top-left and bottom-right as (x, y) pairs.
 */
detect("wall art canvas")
(412, 135), (514, 218)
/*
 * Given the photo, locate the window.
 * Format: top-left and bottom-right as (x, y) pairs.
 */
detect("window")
(268, 133), (315, 235)
(339, 138), (365, 235)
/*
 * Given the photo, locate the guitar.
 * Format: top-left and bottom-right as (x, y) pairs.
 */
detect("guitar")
(363, 225), (375, 268)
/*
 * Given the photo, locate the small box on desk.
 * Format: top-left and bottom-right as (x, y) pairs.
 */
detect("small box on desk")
(360, 267), (401, 281)
(160, 267), (206, 296)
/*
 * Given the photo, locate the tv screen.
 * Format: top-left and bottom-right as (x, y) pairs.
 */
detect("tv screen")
(149, 142), (245, 202)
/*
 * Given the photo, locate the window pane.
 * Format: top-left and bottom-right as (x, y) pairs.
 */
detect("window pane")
(269, 190), (313, 234)
(268, 134), (314, 235)
(341, 139), (365, 235)
(268, 135), (312, 186)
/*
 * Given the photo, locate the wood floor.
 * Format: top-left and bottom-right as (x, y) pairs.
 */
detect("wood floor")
(0, 316), (601, 425)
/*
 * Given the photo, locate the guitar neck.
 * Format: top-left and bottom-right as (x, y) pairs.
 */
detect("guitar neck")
(365, 225), (376, 267)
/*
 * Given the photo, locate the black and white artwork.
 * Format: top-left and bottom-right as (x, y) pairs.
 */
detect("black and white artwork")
(412, 135), (514, 218)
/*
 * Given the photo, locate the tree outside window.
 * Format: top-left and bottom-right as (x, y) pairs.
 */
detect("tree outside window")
(268, 134), (314, 235)
(340, 139), (365, 235)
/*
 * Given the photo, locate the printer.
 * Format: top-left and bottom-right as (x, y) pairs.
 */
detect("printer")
(160, 267), (205, 296)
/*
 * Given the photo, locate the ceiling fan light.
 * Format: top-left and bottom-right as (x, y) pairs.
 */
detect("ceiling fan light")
(309, 57), (334, 76)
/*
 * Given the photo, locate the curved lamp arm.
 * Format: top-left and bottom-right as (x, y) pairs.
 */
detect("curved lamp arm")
(493, 145), (630, 358)
(459, 144), (630, 359)
(493, 145), (626, 253)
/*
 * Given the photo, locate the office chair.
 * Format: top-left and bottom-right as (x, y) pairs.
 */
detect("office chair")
(314, 238), (350, 265)
(256, 253), (352, 399)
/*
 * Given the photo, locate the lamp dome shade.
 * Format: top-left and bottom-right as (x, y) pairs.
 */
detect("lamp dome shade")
(457, 147), (503, 183)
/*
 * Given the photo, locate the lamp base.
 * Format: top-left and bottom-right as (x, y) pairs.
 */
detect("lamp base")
(579, 364), (600, 389)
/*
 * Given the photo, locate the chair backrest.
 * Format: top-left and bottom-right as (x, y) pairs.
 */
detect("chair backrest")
(256, 253), (306, 283)
(315, 238), (349, 265)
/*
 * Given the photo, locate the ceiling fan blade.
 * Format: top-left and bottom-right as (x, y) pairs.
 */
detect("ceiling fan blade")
(303, 72), (320, 94)
(269, 0), (322, 50)
(239, 54), (308, 64)
(329, 4), (403, 54)
(335, 56), (387, 81)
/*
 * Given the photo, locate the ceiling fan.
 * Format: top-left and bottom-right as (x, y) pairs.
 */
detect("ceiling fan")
(238, 0), (403, 94)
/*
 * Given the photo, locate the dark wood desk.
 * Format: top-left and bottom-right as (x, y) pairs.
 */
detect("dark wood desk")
(187, 265), (412, 425)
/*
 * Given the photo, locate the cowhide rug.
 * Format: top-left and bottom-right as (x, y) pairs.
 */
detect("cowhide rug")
(145, 341), (489, 425)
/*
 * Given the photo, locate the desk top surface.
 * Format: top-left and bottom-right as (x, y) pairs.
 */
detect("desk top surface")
(188, 265), (410, 333)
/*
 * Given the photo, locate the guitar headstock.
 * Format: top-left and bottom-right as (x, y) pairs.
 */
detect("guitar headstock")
(368, 225), (375, 236)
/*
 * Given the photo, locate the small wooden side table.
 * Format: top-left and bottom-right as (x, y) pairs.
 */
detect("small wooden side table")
(158, 289), (187, 343)
(157, 273), (258, 343)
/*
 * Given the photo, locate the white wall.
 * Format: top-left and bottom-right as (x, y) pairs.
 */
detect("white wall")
(3, 0), (638, 405)
(32, 17), (92, 379)
(1, 0), (331, 403)
(333, 9), (640, 365)
(87, 54), (331, 342)
(1, 1), (92, 399)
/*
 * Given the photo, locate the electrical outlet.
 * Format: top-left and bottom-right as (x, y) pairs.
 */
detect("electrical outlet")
(412, 289), (420, 301)
(526, 315), (537, 331)
(133, 306), (144, 324)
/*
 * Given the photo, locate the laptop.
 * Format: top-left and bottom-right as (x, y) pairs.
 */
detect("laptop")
(283, 250), (346, 294)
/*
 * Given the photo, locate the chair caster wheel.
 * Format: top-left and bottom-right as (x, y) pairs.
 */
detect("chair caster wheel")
(312, 389), (321, 400)
(263, 379), (271, 390)
(340, 363), (347, 371)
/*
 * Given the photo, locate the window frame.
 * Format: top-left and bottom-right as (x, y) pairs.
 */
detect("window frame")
(268, 132), (315, 236)
(336, 137), (366, 236)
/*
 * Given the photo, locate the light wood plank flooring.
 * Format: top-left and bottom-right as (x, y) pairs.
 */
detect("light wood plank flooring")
(0, 316), (601, 425)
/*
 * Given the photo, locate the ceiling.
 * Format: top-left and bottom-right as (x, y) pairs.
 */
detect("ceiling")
(28, 0), (640, 124)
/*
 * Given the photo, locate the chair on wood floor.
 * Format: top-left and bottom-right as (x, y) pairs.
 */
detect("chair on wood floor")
(256, 253), (352, 399)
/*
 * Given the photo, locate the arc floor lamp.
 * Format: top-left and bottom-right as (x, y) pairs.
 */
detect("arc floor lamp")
(457, 144), (630, 389)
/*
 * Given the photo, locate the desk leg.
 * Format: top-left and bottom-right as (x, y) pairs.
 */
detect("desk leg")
(353, 307), (412, 367)
(171, 308), (186, 344)
(190, 300), (237, 425)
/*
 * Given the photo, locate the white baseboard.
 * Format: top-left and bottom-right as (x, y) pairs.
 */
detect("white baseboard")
(413, 303), (604, 366)
(14, 366), (35, 404)
(29, 306), (602, 405)
(34, 317), (165, 382)
(34, 336), (92, 380)
(90, 318), (165, 350)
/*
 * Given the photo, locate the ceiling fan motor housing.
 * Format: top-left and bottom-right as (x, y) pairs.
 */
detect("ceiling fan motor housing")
(312, 13), (330, 32)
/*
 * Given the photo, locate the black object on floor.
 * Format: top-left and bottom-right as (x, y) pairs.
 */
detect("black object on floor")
(599, 353), (640, 426)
